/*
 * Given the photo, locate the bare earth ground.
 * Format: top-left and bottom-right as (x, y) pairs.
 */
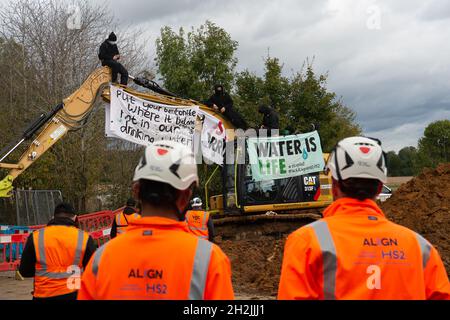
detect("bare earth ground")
(0, 272), (272, 300)
(387, 177), (413, 185)
(0, 272), (33, 300)
(387, 177), (413, 191)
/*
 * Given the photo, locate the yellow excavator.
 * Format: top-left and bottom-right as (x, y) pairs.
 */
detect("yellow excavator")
(0, 67), (333, 227)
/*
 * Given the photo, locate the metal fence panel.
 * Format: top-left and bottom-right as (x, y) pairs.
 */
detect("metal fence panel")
(0, 190), (63, 226)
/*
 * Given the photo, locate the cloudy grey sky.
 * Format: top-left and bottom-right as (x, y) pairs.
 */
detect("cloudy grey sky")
(29, 0), (450, 151)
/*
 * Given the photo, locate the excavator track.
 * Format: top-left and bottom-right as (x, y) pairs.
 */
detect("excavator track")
(213, 210), (322, 241)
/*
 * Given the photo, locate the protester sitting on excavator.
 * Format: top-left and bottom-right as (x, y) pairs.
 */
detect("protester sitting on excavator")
(78, 141), (234, 300)
(98, 32), (128, 86)
(205, 84), (248, 130)
(110, 198), (141, 239)
(185, 197), (215, 243)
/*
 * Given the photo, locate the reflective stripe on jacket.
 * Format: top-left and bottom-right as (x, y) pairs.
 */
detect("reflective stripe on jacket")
(185, 210), (210, 240)
(78, 216), (234, 300)
(115, 211), (141, 235)
(278, 198), (450, 300)
(32, 226), (89, 298)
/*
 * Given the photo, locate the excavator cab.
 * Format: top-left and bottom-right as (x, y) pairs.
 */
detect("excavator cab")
(207, 139), (333, 216)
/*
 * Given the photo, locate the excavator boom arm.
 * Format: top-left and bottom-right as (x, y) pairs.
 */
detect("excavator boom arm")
(0, 66), (235, 198)
(0, 67), (112, 197)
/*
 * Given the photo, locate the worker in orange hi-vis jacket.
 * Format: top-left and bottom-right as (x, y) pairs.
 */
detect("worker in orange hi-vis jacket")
(78, 141), (234, 300)
(278, 136), (450, 300)
(19, 203), (96, 300)
(110, 198), (141, 239)
(185, 197), (215, 242)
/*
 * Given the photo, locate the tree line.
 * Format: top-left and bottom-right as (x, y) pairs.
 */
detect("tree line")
(0, 0), (147, 212)
(386, 120), (450, 177)
(155, 21), (361, 152)
(0, 0), (445, 213)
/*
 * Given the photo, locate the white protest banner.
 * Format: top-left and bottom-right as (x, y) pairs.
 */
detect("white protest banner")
(107, 86), (198, 148)
(199, 111), (227, 165)
(105, 103), (119, 139)
(247, 131), (325, 182)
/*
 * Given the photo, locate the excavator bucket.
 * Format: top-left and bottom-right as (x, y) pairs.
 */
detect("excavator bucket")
(0, 175), (14, 198)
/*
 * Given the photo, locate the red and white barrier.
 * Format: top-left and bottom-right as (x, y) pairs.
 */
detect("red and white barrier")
(0, 208), (124, 272)
(0, 234), (28, 272)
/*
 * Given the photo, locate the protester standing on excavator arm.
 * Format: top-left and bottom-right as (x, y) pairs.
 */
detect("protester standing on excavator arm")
(205, 84), (248, 130)
(78, 141), (234, 300)
(110, 198), (141, 239)
(258, 104), (279, 138)
(185, 197), (215, 243)
(278, 136), (450, 300)
(19, 203), (96, 300)
(98, 32), (128, 86)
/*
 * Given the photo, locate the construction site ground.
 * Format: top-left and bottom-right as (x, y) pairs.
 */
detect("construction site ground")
(1, 164), (448, 300)
(0, 272), (274, 300)
(0, 272), (33, 300)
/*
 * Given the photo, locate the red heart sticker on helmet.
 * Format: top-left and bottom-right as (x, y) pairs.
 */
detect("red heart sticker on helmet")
(360, 147), (371, 154)
(157, 149), (168, 156)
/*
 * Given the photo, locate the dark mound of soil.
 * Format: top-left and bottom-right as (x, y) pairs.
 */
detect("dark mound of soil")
(381, 163), (450, 274)
(220, 237), (285, 297)
(215, 218), (314, 297)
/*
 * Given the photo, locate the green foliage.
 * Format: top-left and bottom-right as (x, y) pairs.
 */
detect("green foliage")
(156, 22), (361, 154)
(415, 120), (450, 169)
(386, 120), (450, 177)
(386, 151), (402, 177)
(197, 164), (222, 206)
(386, 147), (418, 177)
(0, 0), (149, 213)
(235, 58), (361, 151)
(156, 21), (238, 101)
(262, 57), (290, 109)
(234, 70), (265, 128)
(288, 64), (361, 151)
(398, 147), (418, 176)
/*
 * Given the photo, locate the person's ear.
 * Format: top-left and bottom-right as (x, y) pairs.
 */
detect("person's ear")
(132, 182), (140, 201)
(331, 178), (341, 200)
(376, 182), (383, 196)
(176, 188), (193, 213)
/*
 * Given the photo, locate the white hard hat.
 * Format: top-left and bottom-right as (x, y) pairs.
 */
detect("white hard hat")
(133, 140), (199, 190)
(191, 197), (203, 207)
(326, 136), (387, 184)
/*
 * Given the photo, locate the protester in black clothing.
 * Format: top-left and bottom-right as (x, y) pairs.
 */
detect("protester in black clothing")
(257, 105), (279, 138)
(259, 104), (280, 130)
(205, 85), (233, 114)
(98, 32), (128, 85)
(205, 84), (248, 130)
(110, 198), (140, 239)
(19, 203), (96, 300)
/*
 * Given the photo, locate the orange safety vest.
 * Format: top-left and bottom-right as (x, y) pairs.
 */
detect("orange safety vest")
(32, 226), (89, 298)
(78, 216), (234, 300)
(115, 211), (141, 235)
(185, 210), (210, 240)
(278, 198), (450, 300)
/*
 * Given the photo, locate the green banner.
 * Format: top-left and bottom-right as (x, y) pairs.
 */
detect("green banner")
(247, 131), (325, 182)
